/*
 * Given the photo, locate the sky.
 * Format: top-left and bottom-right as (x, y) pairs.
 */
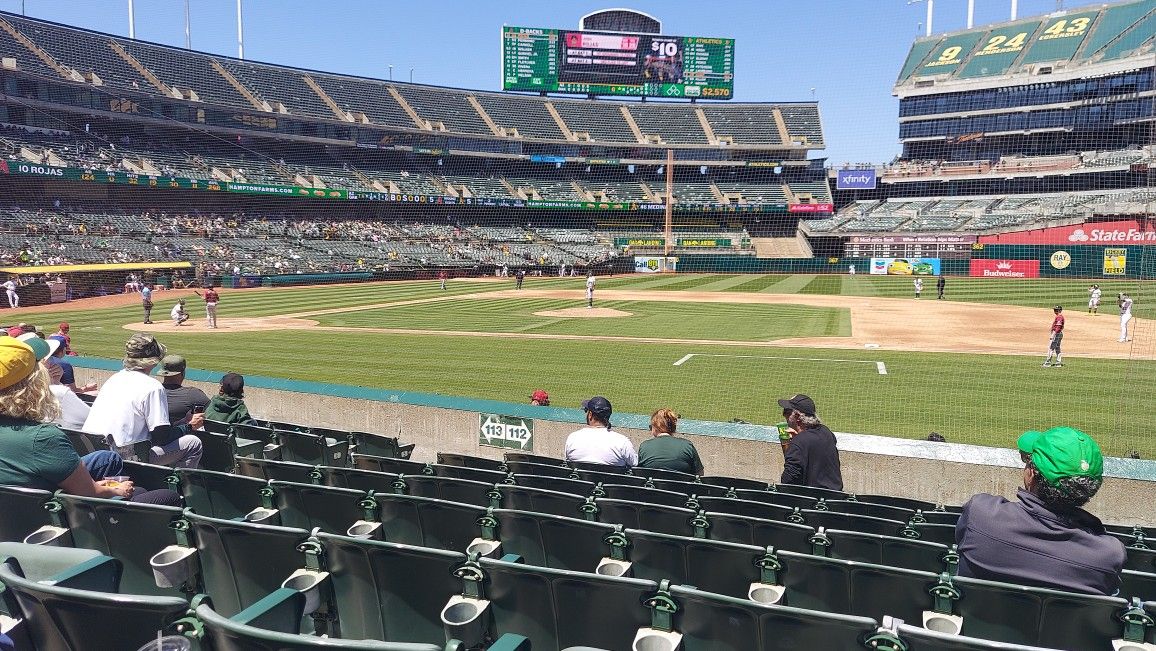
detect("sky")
(0, 0), (1115, 164)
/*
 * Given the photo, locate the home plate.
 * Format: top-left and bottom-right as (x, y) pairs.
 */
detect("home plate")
(533, 308), (633, 318)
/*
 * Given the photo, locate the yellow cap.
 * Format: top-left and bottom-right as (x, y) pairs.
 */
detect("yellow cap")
(0, 338), (37, 390)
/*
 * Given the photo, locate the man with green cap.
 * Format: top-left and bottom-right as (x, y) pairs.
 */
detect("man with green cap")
(955, 426), (1125, 595)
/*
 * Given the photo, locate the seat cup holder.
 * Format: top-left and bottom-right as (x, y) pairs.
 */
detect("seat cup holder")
(632, 627), (683, 651)
(22, 525), (70, 547)
(595, 557), (633, 577)
(149, 545), (199, 589)
(243, 507), (279, 524)
(922, 611), (963, 636)
(465, 538), (502, 558)
(346, 520), (382, 539)
(747, 582), (786, 605)
(281, 568), (329, 615)
(440, 594), (491, 648)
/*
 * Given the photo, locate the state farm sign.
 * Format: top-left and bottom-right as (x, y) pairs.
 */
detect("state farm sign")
(970, 259), (1040, 278)
(979, 220), (1156, 245)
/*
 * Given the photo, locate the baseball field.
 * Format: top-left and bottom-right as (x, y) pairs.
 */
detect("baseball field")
(7, 273), (1154, 457)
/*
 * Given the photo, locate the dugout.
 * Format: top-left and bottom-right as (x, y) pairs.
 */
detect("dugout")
(0, 261), (192, 307)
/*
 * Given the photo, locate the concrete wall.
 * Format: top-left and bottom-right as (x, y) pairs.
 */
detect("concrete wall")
(73, 363), (1156, 526)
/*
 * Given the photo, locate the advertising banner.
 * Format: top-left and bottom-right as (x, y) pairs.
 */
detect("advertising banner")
(635, 256), (678, 273)
(835, 169), (877, 190)
(1103, 248), (1127, 275)
(788, 203), (835, 214)
(616, 238), (665, 248)
(677, 238), (731, 248)
(478, 414), (533, 451)
(979, 220), (1156, 245)
(969, 259), (1041, 278)
(850, 235), (976, 244)
(869, 257), (942, 275)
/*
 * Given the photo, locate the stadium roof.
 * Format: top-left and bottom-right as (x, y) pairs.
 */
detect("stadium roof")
(894, 0), (1155, 92)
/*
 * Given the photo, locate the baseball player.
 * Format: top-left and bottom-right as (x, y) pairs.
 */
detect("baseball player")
(438, 270), (447, 291)
(1088, 284), (1102, 315)
(1118, 293), (1134, 342)
(1043, 305), (1064, 368)
(515, 268), (525, 290)
(171, 299), (190, 326)
(586, 272), (596, 309)
(195, 286), (220, 328)
(937, 275), (946, 300)
(913, 277), (923, 299)
(2, 277), (18, 308)
(141, 285), (154, 323)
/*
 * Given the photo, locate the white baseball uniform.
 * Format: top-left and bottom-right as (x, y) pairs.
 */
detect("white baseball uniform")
(586, 275), (596, 307)
(1089, 287), (1101, 310)
(1119, 296), (1133, 342)
(2, 280), (17, 308)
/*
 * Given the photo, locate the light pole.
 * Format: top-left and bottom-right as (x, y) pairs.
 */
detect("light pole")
(908, 0), (933, 37)
(184, 0), (191, 48)
(127, 0), (135, 38)
(389, 65), (393, 81)
(409, 68), (414, 83)
(236, 0), (245, 59)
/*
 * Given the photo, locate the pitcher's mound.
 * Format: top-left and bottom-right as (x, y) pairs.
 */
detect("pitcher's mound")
(534, 307), (633, 318)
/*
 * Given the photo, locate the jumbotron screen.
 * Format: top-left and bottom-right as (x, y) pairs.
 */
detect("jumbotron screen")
(501, 26), (735, 99)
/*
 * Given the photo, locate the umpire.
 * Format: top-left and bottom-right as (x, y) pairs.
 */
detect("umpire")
(777, 394), (843, 490)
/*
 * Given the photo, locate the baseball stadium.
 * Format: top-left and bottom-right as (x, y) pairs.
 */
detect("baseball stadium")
(0, 1), (1154, 649)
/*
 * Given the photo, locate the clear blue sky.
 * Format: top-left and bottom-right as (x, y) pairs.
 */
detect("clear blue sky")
(0, 0), (1111, 164)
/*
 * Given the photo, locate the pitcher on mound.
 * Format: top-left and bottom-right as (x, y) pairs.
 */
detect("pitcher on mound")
(586, 272), (596, 309)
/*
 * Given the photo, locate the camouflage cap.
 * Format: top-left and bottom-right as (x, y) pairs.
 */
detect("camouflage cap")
(125, 332), (166, 360)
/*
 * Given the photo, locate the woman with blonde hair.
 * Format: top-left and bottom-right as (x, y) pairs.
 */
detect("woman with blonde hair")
(637, 408), (704, 475)
(0, 338), (177, 504)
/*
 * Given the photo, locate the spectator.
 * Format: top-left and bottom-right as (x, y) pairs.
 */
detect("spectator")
(47, 335), (97, 393)
(53, 322), (75, 355)
(82, 333), (202, 468)
(777, 394), (843, 490)
(17, 333), (88, 431)
(563, 396), (637, 467)
(637, 408), (704, 475)
(203, 372), (255, 426)
(955, 427), (1124, 595)
(0, 338), (178, 505)
(530, 389), (550, 406)
(927, 432), (946, 442)
(157, 354), (210, 424)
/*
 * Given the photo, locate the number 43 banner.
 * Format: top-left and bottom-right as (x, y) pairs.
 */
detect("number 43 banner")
(479, 414), (534, 451)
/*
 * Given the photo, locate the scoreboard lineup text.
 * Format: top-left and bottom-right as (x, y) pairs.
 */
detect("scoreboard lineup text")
(502, 26), (734, 99)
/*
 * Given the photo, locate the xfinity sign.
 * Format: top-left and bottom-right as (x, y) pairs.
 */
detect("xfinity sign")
(835, 169), (876, 190)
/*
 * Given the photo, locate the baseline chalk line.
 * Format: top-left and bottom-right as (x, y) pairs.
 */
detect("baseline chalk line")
(675, 353), (888, 375)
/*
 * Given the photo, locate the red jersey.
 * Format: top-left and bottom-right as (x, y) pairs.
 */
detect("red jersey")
(1051, 314), (1064, 333)
(203, 289), (219, 303)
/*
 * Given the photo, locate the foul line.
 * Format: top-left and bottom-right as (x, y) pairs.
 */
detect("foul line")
(675, 353), (888, 375)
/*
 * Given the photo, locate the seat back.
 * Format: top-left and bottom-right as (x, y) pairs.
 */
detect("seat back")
(669, 584), (879, 651)
(594, 498), (696, 536)
(269, 481), (369, 534)
(510, 474), (595, 495)
(697, 496), (797, 522)
(0, 486), (53, 543)
(490, 484), (586, 518)
(353, 454), (430, 475)
(0, 559), (188, 651)
(431, 464), (509, 484)
(178, 468), (265, 520)
(857, 493), (939, 511)
(505, 461), (574, 479)
(374, 493), (484, 551)
(492, 509), (616, 572)
(237, 457), (317, 484)
(629, 466), (697, 482)
(824, 499), (916, 521)
(822, 528), (951, 573)
(202, 418), (232, 435)
(600, 483), (692, 509)
(234, 422), (276, 444)
(648, 478), (732, 498)
(183, 510), (312, 617)
(436, 453), (505, 472)
(625, 528), (764, 599)
(575, 469), (648, 486)
(194, 429), (244, 472)
(1121, 569), (1156, 602)
(55, 494), (182, 596)
(801, 510), (909, 537)
(121, 460), (180, 491)
(349, 432), (413, 460)
(1124, 546), (1156, 573)
(61, 428), (97, 455)
(321, 466), (400, 493)
(316, 532), (465, 644)
(893, 622), (1059, 650)
(278, 431), (350, 467)
(504, 452), (564, 465)
(396, 475), (494, 507)
(479, 557), (657, 650)
(772, 483), (849, 500)
(703, 512), (816, 553)
(735, 489), (818, 511)
(699, 475), (769, 491)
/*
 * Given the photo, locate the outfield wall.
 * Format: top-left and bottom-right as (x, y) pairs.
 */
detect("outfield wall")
(71, 359), (1156, 526)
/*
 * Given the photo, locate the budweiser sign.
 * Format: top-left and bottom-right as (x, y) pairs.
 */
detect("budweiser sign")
(970, 259), (1040, 278)
(980, 220), (1156, 245)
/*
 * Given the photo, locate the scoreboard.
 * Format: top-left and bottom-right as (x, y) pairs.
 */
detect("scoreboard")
(502, 26), (735, 100)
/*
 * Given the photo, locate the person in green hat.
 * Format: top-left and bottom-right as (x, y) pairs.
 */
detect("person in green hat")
(955, 426), (1125, 595)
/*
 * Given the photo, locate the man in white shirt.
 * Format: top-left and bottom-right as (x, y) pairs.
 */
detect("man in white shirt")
(15, 333), (89, 430)
(2, 278), (17, 308)
(171, 300), (190, 326)
(564, 396), (637, 467)
(82, 333), (203, 467)
(586, 272), (596, 309)
(1088, 284), (1102, 315)
(1118, 293), (1134, 343)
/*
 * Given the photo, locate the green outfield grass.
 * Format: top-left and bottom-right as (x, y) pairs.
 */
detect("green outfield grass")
(8, 274), (1154, 457)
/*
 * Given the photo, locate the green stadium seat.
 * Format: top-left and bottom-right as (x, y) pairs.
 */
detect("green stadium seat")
(700, 475), (770, 491)
(905, 522), (958, 546)
(594, 498), (696, 536)
(629, 467), (698, 482)
(268, 481), (372, 535)
(1120, 570), (1156, 602)
(488, 509), (617, 572)
(504, 461), (575, 479)
(177, 467), (265, 520)
(0, 486), (54, 543)
(194, 429), (266, 473)
(374, 493), (485, 551)
(321, 466), (400, 492)
(0, 558), (188, 651)
(60, 427), (98, 455)
(53, 494), (184, 596)
(885, 618), (1060, 650)
(858, 494), (949, 512)
(503, 453), (563, 466)
(696, 496), (799, 522)
(799, 510), (910, 538)
(575, 469), (649, 487)
(647, 478), (733, 498)
(489, 484), (587, 518)
(396, 475), (495, 508)
(772, 484), (849, 501)
(1125, 546), (1156, 573)
(814, 528), (954, 574)
(668, 584), (880, 651)
(182, 510), (313, 618)
(0, 541), (110, 621)
(203, 418), (233, 435)
(510, 473), (595, 495)
(350, 432), (415, 460)
(237, 457), (318, 484)
(702, 512), (816, 553)
(569, 460), (629, 474)
(824, 499), (921, 520)
(622, 528), (767, 599)
(433, 464), (510, 485)
(353, 454), (432, 476)
(121, 460), (180, 491)
(263, 420), (309, 433)
(1105, 523), (1156, 539)
(437, 453), (506, 472)
(734, 488), (818, 511)
(599, 483), (693, 509)
(278, 431), (350, 467)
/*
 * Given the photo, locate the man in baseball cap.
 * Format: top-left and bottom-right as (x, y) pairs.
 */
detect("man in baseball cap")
(956, 427), (1125, 595)
(776, 393), (842, 491)
(564, 396), (637, 467)
(530, 389), (550, 406)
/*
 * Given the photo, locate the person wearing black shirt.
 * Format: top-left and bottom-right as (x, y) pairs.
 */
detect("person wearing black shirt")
(776, 394), (843, 491)
(157, 355), (209, 424)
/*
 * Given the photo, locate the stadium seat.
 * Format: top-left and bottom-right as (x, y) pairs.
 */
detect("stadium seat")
(488, 484), (587, 518)
(509, 474), (595, 495)
(60, 428), (98, 456)
(1120, 570), (1156, 602)
(203, 418), (233, 435)
(734, 488), (819, 511)
(395, 475), (495, 508)
(237, 457), (318, 484)
(503, 453), (563, 466)
(0, 541), (110, 621)
(566, 460), (629, 474)
(883, 618), (1060, 650)
(799, 510), (911, 538)
(575, 469), (649, 487)
(669, 584), (880, 651)
(696, 496), (800, 522)
(267, 481), (373, 535)
(194, 429), (266, 473)
(320, 466), (400, 492)
(772, 484), (849, 501)
(177, 467), (266, 520)
(858, 494), (955, 513)
(814, 528), (955, 574)
(702, 512), (816, 553)
(700, 475), (770, 491)
(905, 522), (959, 546)
(1125, 546), (1156, 573)
(432, 464), (510, 485)
(647, 478), (733, 498)
(53, 494), (184, 596)
(622, 528), (768, 599)
(437, 453), (506, 472)
(277, 431), (350, 467)
(122, 460), (181, 491)
(0, 486), (54, 543)
(486, 509), (617, 572)
(504, 461), (575, 479)
(0, 558), (188, 650)
(373, 493), (485, 552)
(234, 422), (280, 457)
(629, 466), (698, 482)
(599, 483), (693, 509)
(593, 498), (697, 536)
(349, 432), (415, 460)
(353, 454), (433, 476)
